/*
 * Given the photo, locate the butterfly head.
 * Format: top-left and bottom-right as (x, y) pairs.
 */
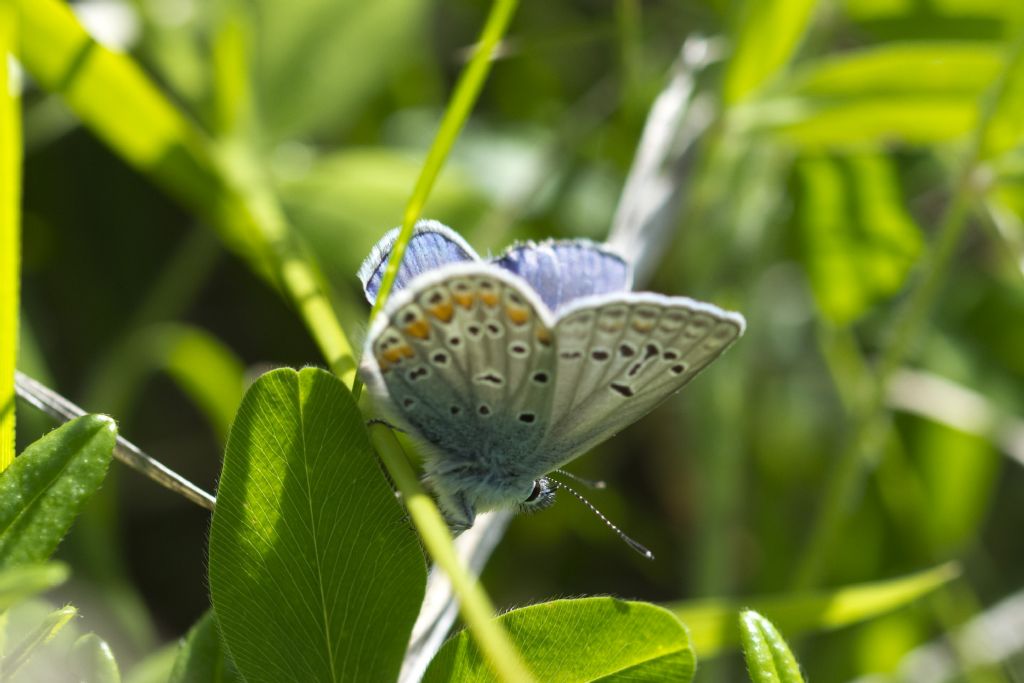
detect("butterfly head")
(518, 477), (557, 514)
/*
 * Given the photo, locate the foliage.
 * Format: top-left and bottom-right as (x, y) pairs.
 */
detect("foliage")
(1, 0), (1023, 681)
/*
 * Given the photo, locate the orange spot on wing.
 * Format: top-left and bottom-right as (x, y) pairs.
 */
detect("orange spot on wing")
(480, 292), (499, 307)
(507, 306), (529, 325)
(536, 328), (553, 346)
(383, 348), (405, 363)
(428, 303), (454, 322)
(454, 293), (474, 309)
(399, 344), (415, 358)
(405, 320), (431, 339)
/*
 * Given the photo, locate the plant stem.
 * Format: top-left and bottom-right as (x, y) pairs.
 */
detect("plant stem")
(371, 425), (535, 682)
(0, 3), (21, 471)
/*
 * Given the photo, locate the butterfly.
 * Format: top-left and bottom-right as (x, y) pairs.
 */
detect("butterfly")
(358, 220), (745, 551)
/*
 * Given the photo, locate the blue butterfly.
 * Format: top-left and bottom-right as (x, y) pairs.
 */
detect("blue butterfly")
(359, 221), (745, 550)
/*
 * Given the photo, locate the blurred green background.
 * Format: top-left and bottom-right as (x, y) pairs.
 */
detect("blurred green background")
(12, 0), (1024, 680)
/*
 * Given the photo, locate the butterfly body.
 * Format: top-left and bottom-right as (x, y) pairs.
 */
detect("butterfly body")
(359, 222), (745, 531)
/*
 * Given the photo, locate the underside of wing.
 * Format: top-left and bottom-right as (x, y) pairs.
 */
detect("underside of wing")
(540, 293), (745, 470)
(361, 264), (559, 476)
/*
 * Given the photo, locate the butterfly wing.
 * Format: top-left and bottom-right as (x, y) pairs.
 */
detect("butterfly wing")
(535, 293), (745, 470)
(491, 240), (632, 312)
(361, 263), (560, 489)
(358, 220), (480, 304)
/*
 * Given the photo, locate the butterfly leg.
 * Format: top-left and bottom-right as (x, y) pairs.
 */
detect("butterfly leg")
(437, 490), (477, 535)
(365, 417), (406, 433)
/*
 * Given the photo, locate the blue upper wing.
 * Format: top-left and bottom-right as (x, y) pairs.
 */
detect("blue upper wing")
(358, 220), (480, 304)
(492, 240), (632, 312)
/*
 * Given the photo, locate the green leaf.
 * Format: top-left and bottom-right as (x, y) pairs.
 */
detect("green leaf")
(208, 367), (425, 683)
(169, 612), (241, 683)
(123, 644), (179, 683)
(0, 604), (76, 679)
(794, 153), (922, 325)
(0, 0), (20, 473)
(843, 0), (1024, 41)
(667, 563), (958, 659)
(740, 611), (805, 683)
(12, 0), (264, 264)
(723, 0), (818, 104)
(0, 563), (69, 612)
(70, 634), (121, 683)
(423, 597), (696, 683)
(252, 0), (429, 140)
(0, 415), (116, 568)
(906, 418), (1000, 554)
(979, 38), (1024, 159)
(749, 42), (1004, 146)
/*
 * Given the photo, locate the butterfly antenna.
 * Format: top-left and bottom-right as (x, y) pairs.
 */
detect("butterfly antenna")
(554, 469), (607, 490)
(548, 478), (654, 560)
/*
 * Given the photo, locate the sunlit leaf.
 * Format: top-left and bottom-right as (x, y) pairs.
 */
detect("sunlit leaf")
(667, 563), (958, 658)
(209, 367), (425, 683)
(843, 0), (1024, 41)
(740, 611), (805, 683)
(0, 563), (68, 612)
(423, 597), (696, 683)
(979, 38), (1024, 159)
(723, 0), (818, 104)
(0, 415), (116, 568)
(169, 612), (241, 683)
(905, 417), (1000, 553)
(13, 0), (264, 262)
(794, 153), (921, 325)
(0, 0), (20, 473)
(71, 633), (121, 683)
(748, 43), (1004, 146)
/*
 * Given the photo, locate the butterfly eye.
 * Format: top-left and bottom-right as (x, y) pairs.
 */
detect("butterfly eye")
(525, 480), (542, 503)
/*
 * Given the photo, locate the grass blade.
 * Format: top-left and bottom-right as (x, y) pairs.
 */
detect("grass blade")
(669, 563), (959, 659)
(367, 0), (519, 323)
(0, 0), (19, 472)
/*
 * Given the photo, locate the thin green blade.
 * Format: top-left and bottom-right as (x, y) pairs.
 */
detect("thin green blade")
(668, 563), (958, 659)
(0, 414), (116, 568)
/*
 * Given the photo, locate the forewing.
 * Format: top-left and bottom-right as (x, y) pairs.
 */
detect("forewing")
(361, 264), (558, 468)
(538, 294), (745, 470)
(492, 240), (631, 312)
(358, 220), (480, 304)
